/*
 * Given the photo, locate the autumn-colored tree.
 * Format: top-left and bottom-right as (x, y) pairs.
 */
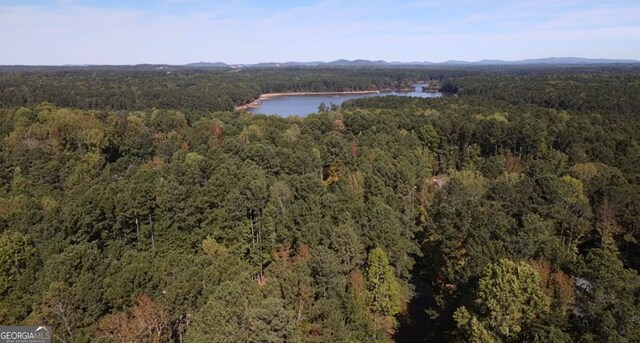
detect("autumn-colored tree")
(97, 294), (169, 343)
(530, 259), (575, 316)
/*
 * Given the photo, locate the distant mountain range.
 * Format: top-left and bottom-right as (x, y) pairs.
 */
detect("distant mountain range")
(2, 58), (638, 72)
(438, 57), (640, 65)
(183, 57), (639, 68)
(184, 62), (230, 68)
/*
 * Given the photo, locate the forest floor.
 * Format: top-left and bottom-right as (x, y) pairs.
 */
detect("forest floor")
(394, 269), (439, 342)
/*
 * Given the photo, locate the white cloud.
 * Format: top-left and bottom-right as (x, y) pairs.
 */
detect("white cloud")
(0, 0), (638, 64)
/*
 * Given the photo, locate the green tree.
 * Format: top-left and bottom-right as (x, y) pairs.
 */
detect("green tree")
(248, 297), (298, 343)
(186, 279), (298, 343)
(186, 280), (255, 343)
(366, 247), (402, 337)
(454, 259), (551, 341)
(317, 102), (327, 113)
(575, 245), (640, 342)
(0, 231), (38, 322)
(10, 167), (29, 192)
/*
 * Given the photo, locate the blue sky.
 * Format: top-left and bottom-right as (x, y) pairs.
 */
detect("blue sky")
(1, 0), (639, 64)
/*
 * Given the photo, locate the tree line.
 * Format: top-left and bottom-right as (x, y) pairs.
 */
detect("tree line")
(0, 67), (476, 113)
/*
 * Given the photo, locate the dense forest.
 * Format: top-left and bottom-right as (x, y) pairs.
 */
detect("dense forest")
(0, 67), (473, 113)
(0, 66), (639, 342)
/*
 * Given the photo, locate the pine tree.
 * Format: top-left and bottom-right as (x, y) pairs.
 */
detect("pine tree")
(454, 259), (551, 341)
(366, 247), (402, 336)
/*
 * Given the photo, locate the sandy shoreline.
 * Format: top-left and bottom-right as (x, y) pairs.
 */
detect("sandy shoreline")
(234, 90), (380, 111)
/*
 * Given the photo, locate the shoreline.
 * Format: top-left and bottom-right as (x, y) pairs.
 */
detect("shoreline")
(234, 90), (380, 111)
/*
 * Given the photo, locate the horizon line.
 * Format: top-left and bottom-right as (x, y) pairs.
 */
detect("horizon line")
(2, 56), (640, 67)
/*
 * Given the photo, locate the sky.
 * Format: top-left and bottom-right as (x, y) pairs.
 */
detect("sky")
(0, 0), (639, 65)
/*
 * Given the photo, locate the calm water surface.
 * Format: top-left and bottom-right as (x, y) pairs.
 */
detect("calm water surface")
(248, 91), (443, 117)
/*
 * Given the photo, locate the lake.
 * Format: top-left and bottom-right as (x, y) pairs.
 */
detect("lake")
(248, 90), (443, 116)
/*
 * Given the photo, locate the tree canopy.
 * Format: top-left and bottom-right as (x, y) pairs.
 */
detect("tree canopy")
(0, 65), (638, 342)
